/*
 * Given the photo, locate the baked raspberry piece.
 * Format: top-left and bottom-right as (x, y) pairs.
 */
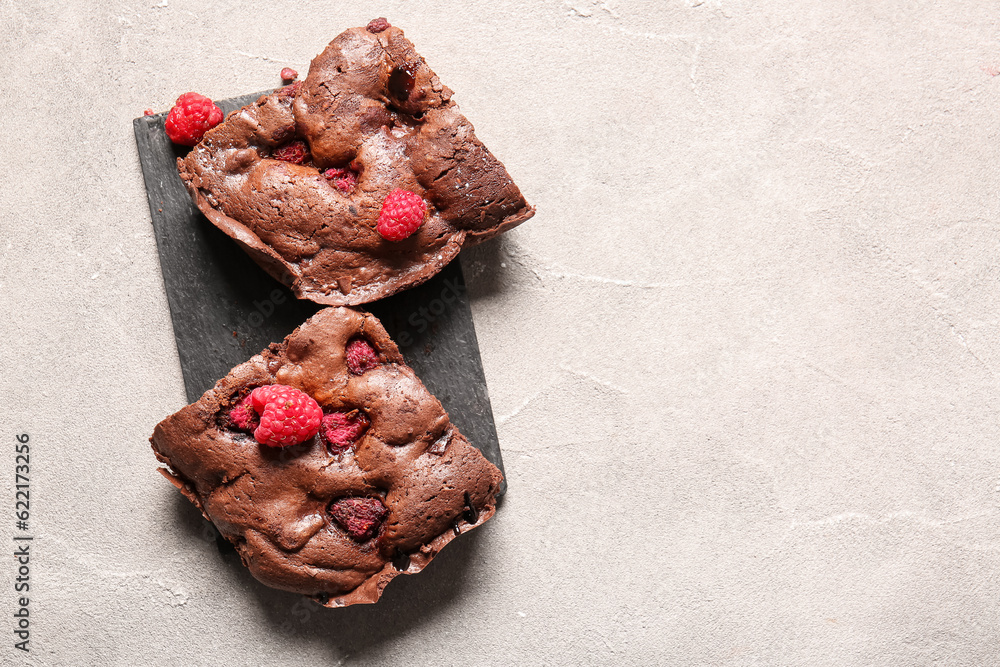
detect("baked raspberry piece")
(272, 140), (310, 164)
(150, 307), (503, 607)
(165, 92), (223, 146)
(176, 23), (534, 306)
(322, 166), (359, 193)
(276, 81), (301, 99)
(345, 338), (379, 375)
(280, 67), (298, 81)
(226, 394), (259, 432)
(366, 17), (390, 33)
(329, 497), (388, 540)
(320, 410), (370, 453)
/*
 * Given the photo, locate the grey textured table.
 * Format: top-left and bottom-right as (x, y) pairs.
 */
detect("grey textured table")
(3, 2), (1000, 665)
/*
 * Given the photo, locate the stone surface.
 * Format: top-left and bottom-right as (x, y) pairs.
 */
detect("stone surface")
(2, 1), (1000, 664)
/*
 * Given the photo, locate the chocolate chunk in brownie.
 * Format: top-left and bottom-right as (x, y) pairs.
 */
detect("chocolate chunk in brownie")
(176, 22), (535, 306)
(149, 307), (504, 607)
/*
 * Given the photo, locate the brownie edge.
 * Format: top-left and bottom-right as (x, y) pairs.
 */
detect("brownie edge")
(150, 307), (503, 607)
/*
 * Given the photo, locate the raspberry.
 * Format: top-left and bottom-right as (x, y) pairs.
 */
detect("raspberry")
(276, 82), (302, 99)
(376, 189), (426, 241)
(329, 497), (388, 540)
(346, 338), (379, 375)
(164, 92), (223, 146)
(280, 67), (298, 81)
(323, 166), (359, 193)
(367, 17), (391, 33)
(249, 385), (322, 447)
(272, 140), (310, 164)
(143, 108), (154, 116)
(320, 410), (370, 453)
(227, 394), (260, 432)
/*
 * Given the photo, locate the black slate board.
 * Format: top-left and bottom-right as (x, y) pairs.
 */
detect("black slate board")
(133, 91), (505, 494)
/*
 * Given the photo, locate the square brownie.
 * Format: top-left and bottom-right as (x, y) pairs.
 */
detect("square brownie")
(177, 20), (534, 306)
(150, 306), (503, 606)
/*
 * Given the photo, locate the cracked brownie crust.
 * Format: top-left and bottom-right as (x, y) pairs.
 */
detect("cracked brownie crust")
(177, 23), (534, 305)
(149, 307), (503, 607)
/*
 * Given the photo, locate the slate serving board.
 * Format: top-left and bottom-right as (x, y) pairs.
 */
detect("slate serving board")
(133, 91), (505, 494)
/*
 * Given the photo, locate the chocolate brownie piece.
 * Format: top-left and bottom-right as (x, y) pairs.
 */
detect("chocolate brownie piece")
(149, 307), (503, 607)
(177, 21), (534, 306)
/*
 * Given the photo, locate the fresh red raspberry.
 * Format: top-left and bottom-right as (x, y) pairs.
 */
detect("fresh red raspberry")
(164, 92), (223, 146)
(323, 167), (358, 193)
(272, 140), (310, 164)
(346, 338), (379, 375)
(227, 394), (260, 432)
(329, 497), (388, 540)
(280, 67), (298, 81)
(367, 17), (391, 33)
(376, 189), (426, 241)
(143, 108), (154, 116)
(320, 411), (370, 453)
(249, 385), (322, 447)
